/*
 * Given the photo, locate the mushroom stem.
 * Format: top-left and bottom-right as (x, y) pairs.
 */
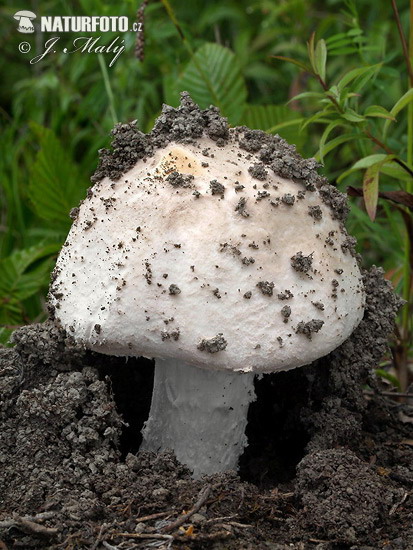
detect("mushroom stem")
(141, 358), (256, 479)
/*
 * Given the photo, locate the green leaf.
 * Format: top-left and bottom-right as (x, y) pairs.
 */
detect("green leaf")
(380, 163), (413, 181)
(383, 88), (413, 138)
(337, 154), (406, 183)
(0, 327), (14, 347)
(272, 56), (312, 73)
(300, 109), (333, 130)
(328, 47), (360, 56)
(364, 105), (396, 121)
(325, 32), (348, 45)
(28, 124), (85, 230)
(287, 91), (325, 103)
(375, 369), (402, 390)
(341, 110), (366, 123)
(314, 133), (367, 161)
(241, 104), (306, 149)
(352, 154), (391, 170)
(0, 244), (59, 323)
(337, 64), (382, 90)
(318, 122), (348, 163)
(314, 39), (327, 81)
(363, 164), (380, 221)
(307, 32), (316, 74)
(178, 43), (247, 125)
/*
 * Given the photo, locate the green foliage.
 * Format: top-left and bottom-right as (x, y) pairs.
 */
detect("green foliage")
(0, 243), (59, 326)
(28, 124), (85, 230)
(176, 43), (247, 124)
(241, 104), (306, 149)
(274, 1), (413, 387)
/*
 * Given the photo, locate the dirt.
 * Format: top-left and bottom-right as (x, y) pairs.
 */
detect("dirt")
(0, 265), (412, 550)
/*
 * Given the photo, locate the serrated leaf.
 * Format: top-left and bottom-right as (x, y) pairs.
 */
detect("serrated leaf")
(178, 43), (247, 125)
(28, 124), (85, 229)
(241, 104), (306, 149)
(383, 88), (413, 138)
(363, 164), (380, 221)
(0, 327), (14, 347)
(314, 39), (327, 81)
(0, 244), (59, 323)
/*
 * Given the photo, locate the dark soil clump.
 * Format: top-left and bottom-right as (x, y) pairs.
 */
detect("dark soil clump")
(1, 267), (412, 549)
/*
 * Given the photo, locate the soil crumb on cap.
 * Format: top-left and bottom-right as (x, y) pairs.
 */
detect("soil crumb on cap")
(91, 92), (229, 184)
(89, 92), (353, 225)
(256, 281), (275, 296)
(308, 205), (323, 220)
(197, 333), (227, 353)
(168, 284), (181, 295)
(281, 305), (291, 322)
(296, 319), (324, 339)
(235, 197), (249, 217)
(278, 289), (294, 300)
(291, 252), (313, 273)
(165, 171), (194, 188)
(248, 163), (268, 180)
(209, 179), (225, 196)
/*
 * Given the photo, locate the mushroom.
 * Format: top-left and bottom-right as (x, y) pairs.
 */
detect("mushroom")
(13, 10), (36, 33)
(48, 93), (365, 479)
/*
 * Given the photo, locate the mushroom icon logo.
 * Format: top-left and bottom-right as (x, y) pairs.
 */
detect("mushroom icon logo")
(14, 10), (36, 33)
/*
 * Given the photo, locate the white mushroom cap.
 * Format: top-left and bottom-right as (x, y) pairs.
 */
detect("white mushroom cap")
(49, 96), (365, 374)
(14, 10), (36, 18)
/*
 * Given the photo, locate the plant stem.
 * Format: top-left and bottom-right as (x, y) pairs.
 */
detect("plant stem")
(98, 54), (118, 127)
(393, 0), (413, 390)
(391, 0), (413, 85)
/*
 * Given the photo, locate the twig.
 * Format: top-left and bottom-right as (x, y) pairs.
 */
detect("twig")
(160, 484), (211, 533)
(0, 511), (56, 529)
(389, 491), (409, 515)
(102, 542), (120, 550)
(363, 390), (413, 399)
(91, 523), (107, 550)
(226, 521), (252, 529)
(135, 511), (172, 523)
(206, 515), (238, 523)
(115, 532), (174, 541)
(189, 529), (232, 541)
(8, 515), (57, 538)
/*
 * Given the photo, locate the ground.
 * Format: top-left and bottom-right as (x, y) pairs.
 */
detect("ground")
(0, 266), (412, 550)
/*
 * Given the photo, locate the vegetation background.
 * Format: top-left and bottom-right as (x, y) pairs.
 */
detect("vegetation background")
(0, 0), (412, 390)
